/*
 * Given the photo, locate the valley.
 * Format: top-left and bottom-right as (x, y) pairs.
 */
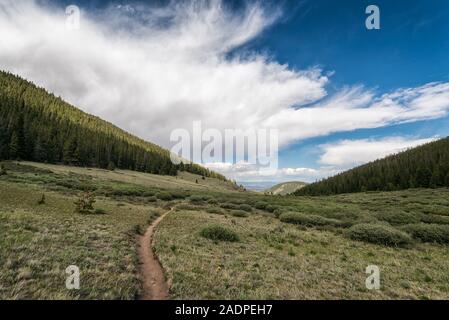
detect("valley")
(1, 161), (448, 299)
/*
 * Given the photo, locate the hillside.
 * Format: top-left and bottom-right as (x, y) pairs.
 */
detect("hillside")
(265, 181), (307, 195)
(0, 71), (225, 180)
(296, 137), (449, 196)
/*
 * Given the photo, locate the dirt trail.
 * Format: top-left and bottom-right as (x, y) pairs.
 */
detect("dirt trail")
(138, 208), (172, 300)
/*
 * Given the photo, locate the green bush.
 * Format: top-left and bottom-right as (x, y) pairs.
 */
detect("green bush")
(133, 224), (144, 235)
(348, 223), (412, 247)
(238, 204), (252, 212)
(206, 207), (224, 215)
(107, 161), (116, 171)
(265, 204), (281, 213)
(279, 212), (343, 227)
(109, 188), (153, 197)
(176, 204), (200, 211)
(189, 195), (204, 203)
(37, 194), (46, 205)
(402, 224), (449, 244)
(74, 192), (96, 213)
(147, 196), (158, 202)
(94, 208), (107, 215)
(254, 201), (268, 210)
(207, 198), (218, 205)
(376, 211), (420, 225)
(220, 203), (239, 210)
(272, 208), (283, 218)
(230, 210), (249, 218)
(156, 192), (173, 201)
(419, 214), (449, 225)
(200, 225), (239, 242)
(170, 191), (188, 199)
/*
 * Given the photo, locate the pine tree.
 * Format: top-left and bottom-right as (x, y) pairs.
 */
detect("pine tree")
(33, 138), (47, 162)
(0, 70), (227, 181)
(0, 119), (8, 160)
(9, 131), (20, 160)
(296, 137), (449, 196)
(416, 167), (432, 188)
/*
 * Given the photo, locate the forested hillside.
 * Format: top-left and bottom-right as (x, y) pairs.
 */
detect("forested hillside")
(296, 137), (449, 196)
(0, 71), (224, 179)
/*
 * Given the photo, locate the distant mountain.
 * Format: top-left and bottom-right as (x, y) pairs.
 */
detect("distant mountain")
(0, 70), (225, 180)
(265, 181), (308, 195)
(295, 137), (449, 196)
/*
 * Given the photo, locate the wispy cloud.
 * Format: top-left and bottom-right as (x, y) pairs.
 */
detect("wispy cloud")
(318, 136), (436, 168)
(0, 0), (448, 183)
(207, 136), (436, 183)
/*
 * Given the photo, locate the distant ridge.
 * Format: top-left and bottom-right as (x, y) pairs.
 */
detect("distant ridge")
(295, 137), (449, 196)
(0, 70), (225, 180)
(265, 181), (307, 195)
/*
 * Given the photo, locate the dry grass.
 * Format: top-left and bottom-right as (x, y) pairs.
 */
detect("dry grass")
(155, 209), (449, 299)
(2, 161), (449, 300)
(0, 181), (155, 299)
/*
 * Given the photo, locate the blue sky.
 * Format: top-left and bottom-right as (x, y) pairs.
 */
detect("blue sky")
(239, 0), (449, 173)
(3, 0), (449, 186)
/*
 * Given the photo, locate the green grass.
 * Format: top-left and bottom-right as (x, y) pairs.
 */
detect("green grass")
(154, 209), (449, 299)
(200, 225), (240, 242)
(2, 161), (449, 299)
(0, 182), (152, 299)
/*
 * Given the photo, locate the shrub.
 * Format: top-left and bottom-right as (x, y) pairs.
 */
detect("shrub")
(0, 164), (7, 176)
(94, 208), (107, 215)
(147, 196), (158, 202)
(189, 195), (204, 203)
(348, 223), (412, 247)
(230, 210), (249, 218)
(133, 224), (144, 235)
(402, 224), (449, 244)
(254, 201), (268, 210)
(107, 161), (116, 171)
(220, 203), (239, 210)
(279, 212), (343, 227)
(272, 208), (283, 218)
(74, 192), (96, 213)
(156, 192), (173, 201)
(207, 198), (218, 205)
(176, 204), (199, 211)
(419, 214), (449, 225)
(150, 208), (163, 217)
(201, 195), (212, 201)
(206, 207), (224, 215)
(238, 204), (252, 212)
(265, 205), (281, 213)
(170, 191), (188, 199)
(37, 194), (46, 205)
(376, 211), (420, 225)
(200, 225), (239, 242)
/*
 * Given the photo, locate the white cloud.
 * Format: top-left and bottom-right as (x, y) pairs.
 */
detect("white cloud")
(206, 136), (437, 184)
(204, 161), (333, 183)
(318, 136), (436, 168)
(0, 0), (327, 148)
(263, 84), (449, 146)
(1, 1), (448, 183)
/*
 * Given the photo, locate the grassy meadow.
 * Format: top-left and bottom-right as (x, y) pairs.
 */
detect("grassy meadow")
(1, 161), (449, 299)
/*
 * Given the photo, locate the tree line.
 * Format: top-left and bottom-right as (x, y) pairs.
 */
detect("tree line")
(0, 71), (226, 181)
(295, 137), (449, 196)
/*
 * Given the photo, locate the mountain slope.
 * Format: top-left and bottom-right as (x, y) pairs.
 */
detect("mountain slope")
(265, 181), (307, 195)
(296, 137), (449, 196)
(0, 71), (225, 180)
